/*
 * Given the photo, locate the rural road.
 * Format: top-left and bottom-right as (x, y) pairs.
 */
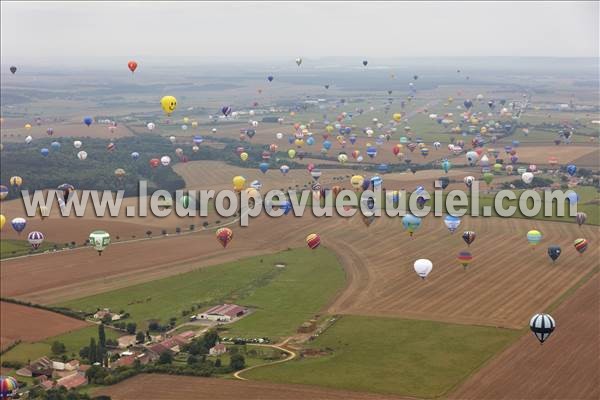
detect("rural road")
(233, 338), (296, 381)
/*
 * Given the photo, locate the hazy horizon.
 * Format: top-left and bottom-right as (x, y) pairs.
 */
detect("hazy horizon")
(1, 1), (598, 68)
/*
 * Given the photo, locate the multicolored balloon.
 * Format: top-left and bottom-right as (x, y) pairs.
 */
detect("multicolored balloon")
(306, 233), (321, 250)
(27, 231), (45, 250)
(216, 228), (233, 248)
(573, 238), (588, 254)
(527, 230), (543, 246)
(457, 251), (473, 269)
(462, 231), (476, 246)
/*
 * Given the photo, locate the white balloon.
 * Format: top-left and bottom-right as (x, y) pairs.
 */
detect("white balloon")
(77, 150), (88, 160)
(73, 140), (82, 149)
(160, 155), (171, 166)
(522, 172), (534, 184)
(25, 135), (33, 144)
(147, 122), (156, 131)
(414, 259), (433, 279)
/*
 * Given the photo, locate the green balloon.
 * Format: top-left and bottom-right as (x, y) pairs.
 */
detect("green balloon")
(181, 195), (190, 208)
(483, 172), (494, 185)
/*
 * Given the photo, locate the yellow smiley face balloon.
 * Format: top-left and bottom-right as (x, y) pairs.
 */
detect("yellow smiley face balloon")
(161, 96), (177, 115)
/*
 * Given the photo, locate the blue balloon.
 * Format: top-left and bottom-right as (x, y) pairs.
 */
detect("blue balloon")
(83, 116), (93, 126)
(282, 200), (292, 215)
(259, 162), (269, 174)
(566, 164), (577, 176)
(371, 175), (383, 187)
(306, 136), (315, 146)
(50, 141), (61, 150)
(567, 192), (578, 205)
(193, 135), (203, 145)
(267, 75), (274, 82)
(377, 164), (389, 174)
(343, 127), (351, 135)
(349, 135), (357, 145)
(131, 151), (140, 161)
(366, 146), (377, 158)
(40, 148), (49, 157)
(288, 136), (295, 144)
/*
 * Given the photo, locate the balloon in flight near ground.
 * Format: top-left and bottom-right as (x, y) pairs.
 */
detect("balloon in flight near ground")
(457, 251), (473, 269)
(161, 96), (177, 115)
(573, 238), (588, 254)
(444, 215), (461, 233)
(547, 246), (561, 262)
(462, 231), (476, 246)
(521, 172), (534, 184)
(83, 116), (93, 126)
(0, 375), (18, 398)
(414, 259), (432, 279)
(216, 228), (233, 248)
(566, 164), (577, 176)
(575, 212), (587, 227)
(306, 233), (321, 249)
(89, 230), (111, 255)
(529, 313), (555, 344)
(0, 214), (5, 230)
(0, 186), (8, 201)
(11, 217), (26, 234)
(27, 231), (45, 250)
(527, 230), (543, 246)
(402, 214), (422, 237)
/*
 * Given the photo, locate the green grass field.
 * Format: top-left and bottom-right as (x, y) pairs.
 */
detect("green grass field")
(0, 239), (56, 260)
(245, 315), (520, 398)
(0, 325), (121, 364)
(57, 248), (345, 339)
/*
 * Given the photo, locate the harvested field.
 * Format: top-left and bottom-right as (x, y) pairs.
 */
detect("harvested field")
(93, 374), (406, 400)
(0, 301), (89, 351)
(451, 273), (599, 400)
(2, 212), (597, 329)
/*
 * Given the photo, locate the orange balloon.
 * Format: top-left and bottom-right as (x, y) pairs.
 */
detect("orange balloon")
(128, 61), (138, 73)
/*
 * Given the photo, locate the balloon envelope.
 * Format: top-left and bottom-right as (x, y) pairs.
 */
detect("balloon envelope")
(414, 259), (432, 279)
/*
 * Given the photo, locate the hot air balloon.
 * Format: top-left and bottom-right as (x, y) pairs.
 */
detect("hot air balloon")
(128, 60), (138, 73)
(566, 164), (577, 176)
(311, 169), (322, 181)
(0, 186), (8, 201)
(527, 230), (543, 246)
(0, 214), (5, 230)
(83, 116), (93, 126)
(457, 251), (473, 269)
(529, 313), (555, 344)
(414, 259), (432, 279)
(279, 165), (290, 175)
(239, 152), (248, 161)
(306, 233), (321, 249)
(0, 375), (18, 398)
(444, 215), (461, 233)
(547, 246), (561, 263)
(362, 60), (368, 66)
(73, 140), (83, 149)
(147, 122), (156, 131)
(114, 168), (126, 180)
(57, 183), (75, 203)
(9, 176), (23, 188)
(233, 176), (246, 192)
(402, 214), (422, 237)
(259, 162), (269, 174)
(40, 148), (49, 157)
(10, 217), (26, 234)
(46, 127), (54, 136)
(462, 231), (476, 246)
(267, 75), (274, 82)
(9, 66), (17, 74)
(89, 230), (110, 255)
(160, 155), (171, 166)
(482, 172), (494, 186)
(575, 212), (587, 227)
(27, 231), (45, 250)
(441, 159), (452, 173)
(573, 238), (588, 254)
(149, 158), (160, 169)
(221, 106), (232, 116)
(160, 96), (177, 116)
(295, 57), (302, 66)
(351, 175), (364, 190)
(466, 151), (479, 166)
(77, 150), (88, 160)
(521, 172), (534, 184)
(216, 228), (233, 248)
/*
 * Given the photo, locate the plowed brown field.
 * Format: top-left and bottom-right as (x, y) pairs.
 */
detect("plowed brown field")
(451, 274), (599, 399)
(0, 301), (89, 351)
(2, 211), (597, 329)
(93, 374), (407, 400)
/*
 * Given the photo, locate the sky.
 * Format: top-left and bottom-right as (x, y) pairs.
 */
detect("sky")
(1, 1), (598, 66)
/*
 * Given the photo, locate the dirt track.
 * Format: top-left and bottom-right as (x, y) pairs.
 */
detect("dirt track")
(451, 274), (599, 399)
(93, 374), (409, 400)
(2, 212), (597, 329)
(0, 301), (89, 351)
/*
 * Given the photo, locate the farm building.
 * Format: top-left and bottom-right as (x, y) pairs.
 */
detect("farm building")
(209, 343), (227, 356)
(198, 304), (247, 322)
(93, 308), (121, 321)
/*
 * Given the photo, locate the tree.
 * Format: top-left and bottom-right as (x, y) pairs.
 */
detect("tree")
(88, 338), (97, 363)
(51, 341), (66, 355)
(203, 331), (220, 350)
(126, 322), (137, 334)
(187, 355), (198, 365)
(98, 324), (106, 349)
(215, 358), (222, 368)
(136, 331), (145, 343)
(229, 354), (245, 370)
(157, 352), (173, 365)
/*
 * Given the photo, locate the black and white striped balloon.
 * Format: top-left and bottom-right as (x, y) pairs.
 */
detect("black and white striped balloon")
(530, 313), (555, 344)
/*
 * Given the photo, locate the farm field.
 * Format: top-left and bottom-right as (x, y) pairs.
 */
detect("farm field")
(0, 301), (89, 351)
(57, 248), (345, 338)
(2, 213), (597, 329)
(244, 315), (520, 398)
(450, 273), (599, 399)
(1, 325), (121, 364)
(92, 373), (409, 400)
